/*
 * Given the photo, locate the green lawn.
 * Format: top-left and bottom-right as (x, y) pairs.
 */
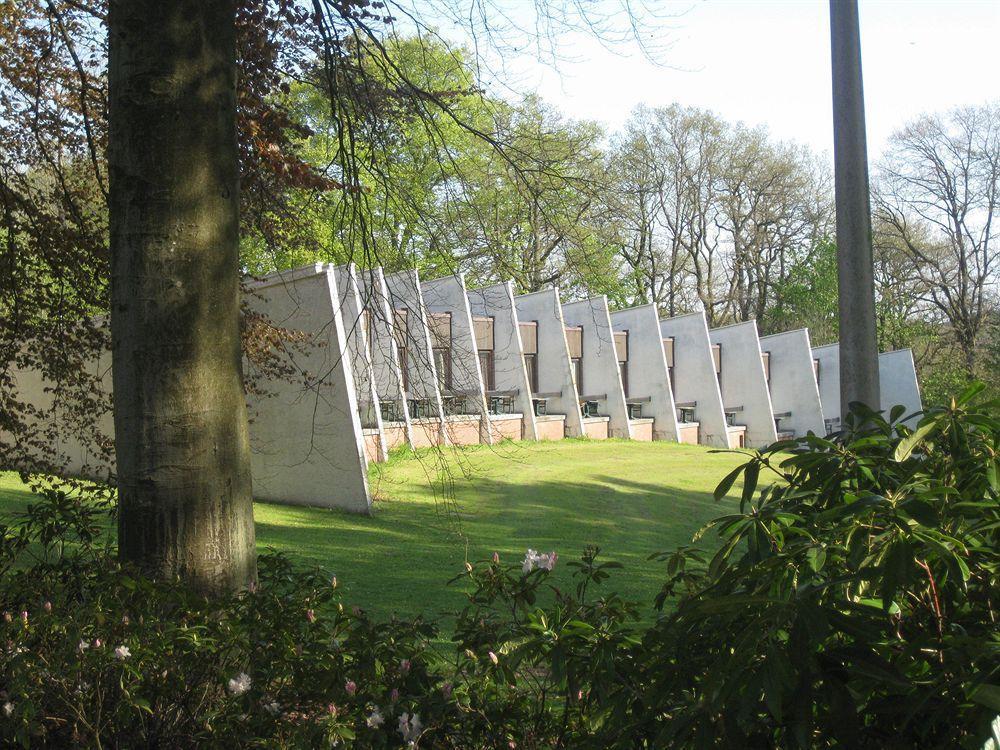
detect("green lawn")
(0, 439), (748, 622)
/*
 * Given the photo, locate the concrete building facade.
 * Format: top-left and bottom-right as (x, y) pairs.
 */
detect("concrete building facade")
(467, 282), (538, 441)
(658, 312), (729, 447)
(514, 288), (585, 439)
(758, 328), (826, 438)
(383, 269), (448, 447)
(420, 274), (492, 445)
(610, 305), (679, 442)
(813, 342), (922, 428)
(709, 320), (778, 448)
(560, 296), (631, 440)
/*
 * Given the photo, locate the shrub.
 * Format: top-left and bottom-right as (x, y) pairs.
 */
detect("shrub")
(1, 386), (997, 748)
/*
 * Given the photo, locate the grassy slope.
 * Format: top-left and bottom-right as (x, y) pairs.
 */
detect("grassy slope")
(0, 439), (747, 622)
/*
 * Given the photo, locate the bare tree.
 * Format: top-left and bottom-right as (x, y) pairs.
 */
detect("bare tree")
(875, 102), (1000, 377)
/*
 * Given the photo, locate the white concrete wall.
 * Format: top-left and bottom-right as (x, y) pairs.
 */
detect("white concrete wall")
(560, 296), (631, 439)
(878, 348), (923, 423)
(333, 264), (387, 463)
(245, 265), (371, 511)
(659, 312), (728, 447)
(514, 288), (585, 438)
(383, 269), (448, 444)
(355, 267), (414, 448)
(812, 343), (922, 428)
(610, 305), (680, 441)
(420, 274), (492, 443)
(709, 320), (778, 447)
(758, 328), (826, 437)
(6, 347), (114, 479)
(467, 281), (538, 440)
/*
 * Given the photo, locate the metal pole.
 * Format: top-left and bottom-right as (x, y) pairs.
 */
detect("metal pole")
(830, 0), (880, 419)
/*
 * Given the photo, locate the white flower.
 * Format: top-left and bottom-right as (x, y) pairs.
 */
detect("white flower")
(522, 549), (557, 573)
(77, 640), (90, 653)
(366, 706), (384, 728)
(2, 702), (13, 717)
(522, 548), (538, 573)
(265, 701), (281, 716)
(227, 672), (252, 696)
(398, 711), (423, 744)
(114, 645), (130, 660)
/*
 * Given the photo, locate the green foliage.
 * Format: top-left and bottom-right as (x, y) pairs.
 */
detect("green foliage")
(617, 385), (1000, 748)
(2, 390), (997, 747)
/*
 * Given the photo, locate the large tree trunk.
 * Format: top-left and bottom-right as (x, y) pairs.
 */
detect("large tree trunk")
(830, 0), (880, 417)
(108, 0), (256, 593)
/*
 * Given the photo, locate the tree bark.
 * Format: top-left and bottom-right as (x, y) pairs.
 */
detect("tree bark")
(830, 0), (880, 417)
(108, 0), (256, 593)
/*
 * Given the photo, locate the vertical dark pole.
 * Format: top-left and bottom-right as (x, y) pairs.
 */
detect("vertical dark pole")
(830, 0), (880, 418)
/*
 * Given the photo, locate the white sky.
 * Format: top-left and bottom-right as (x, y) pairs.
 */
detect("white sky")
(460, 0), (999, 160)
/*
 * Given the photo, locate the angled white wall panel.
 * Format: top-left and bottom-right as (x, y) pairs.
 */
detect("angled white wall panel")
(812, 343), (922, 428)
(355, 267), (414, 450)
(514, 288), (585, 438)
(610, 305), (680, 441)
(758, 328), (825, 437)
(245, 264), (371, 512)
(560, 296), (631, 439)
(878, 348), (923, 423)
(659, 312), (728, 447)
(709, 320), (778, 447)
(383, 269), (448, 446)
(421, 274), (492, 444)
(333, 264), (387, 463)
(467, 282), (538, 440)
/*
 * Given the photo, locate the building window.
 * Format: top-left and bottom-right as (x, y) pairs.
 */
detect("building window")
(663, 336), (675, 398)
(572, 357), (583, 395)
(761, 350), (771, 387)
(614, 330), (628, 399)
(433, 347), (451, 391)
(524, 353), (538, 393)
(712, 343), (722, 385)
(813, 358), (821, 385)
(396, 345), (409, 392)
(478, 350), (495, 391)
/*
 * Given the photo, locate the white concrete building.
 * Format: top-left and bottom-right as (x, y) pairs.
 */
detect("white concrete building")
(560, 296), (631, 440)
(383, 269), (448, 447)
(758, 328), (826, 438)
(709, 320), (778, 448)
(467, 282), (538, 441)
(354, 267), (413, 452)
(333, 264), (387, 463)
(610, 305), (679, 442)
(812, 343), (922, 429)
(244, 265), (371, 511)
(420, 274), (493, 445)
(658, 312), (728, 447)
(514, 288), (585, 439)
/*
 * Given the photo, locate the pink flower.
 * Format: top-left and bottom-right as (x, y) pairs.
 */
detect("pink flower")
(488, 651), (499, 665)
(390, 688), (400, 703)
(327, 702), (338, 717)
(492, 551), (500, 564)
(43, 602), (52, 613)
(114, 645), (130, 660)
(345, 680), (357, 696)
(93, 638), (102, 649)
(306, 609), (316, 623)
(19, 611), (28, 625)
(399, 659), (411, 674)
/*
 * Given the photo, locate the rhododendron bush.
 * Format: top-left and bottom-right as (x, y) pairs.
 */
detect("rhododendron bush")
(1, 389), (998, 747)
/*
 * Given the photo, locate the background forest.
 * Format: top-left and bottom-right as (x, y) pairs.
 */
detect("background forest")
(243, 37), (999, 406)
